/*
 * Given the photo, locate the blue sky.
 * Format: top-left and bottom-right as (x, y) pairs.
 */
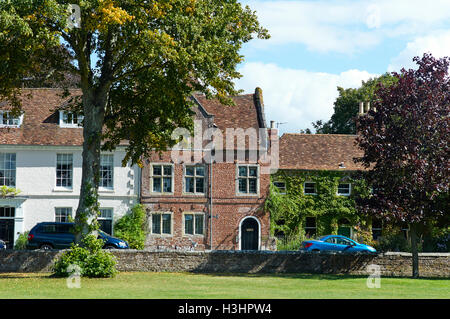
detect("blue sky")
(234, 0), (450, 134)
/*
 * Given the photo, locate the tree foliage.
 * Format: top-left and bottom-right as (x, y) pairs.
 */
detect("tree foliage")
(313, 73), (398, 134)
(0, 0), (269, 240)
(354, 53), (450, 277)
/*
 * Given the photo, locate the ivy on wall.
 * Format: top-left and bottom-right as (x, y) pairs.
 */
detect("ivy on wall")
(265, 170), (373, 244)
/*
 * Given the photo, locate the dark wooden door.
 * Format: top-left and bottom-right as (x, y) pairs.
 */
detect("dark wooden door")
(241, 218), (259, 250)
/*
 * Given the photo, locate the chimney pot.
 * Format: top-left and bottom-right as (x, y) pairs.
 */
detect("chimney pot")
(359, 102), (364, 115)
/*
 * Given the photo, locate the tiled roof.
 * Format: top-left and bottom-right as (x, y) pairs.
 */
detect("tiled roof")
(0, 88), (84, 146)
(190, 90), (267, 151)
(279, 133), (365, 171)
(195, 93), (264, 131)
(0, 88), (267, 148)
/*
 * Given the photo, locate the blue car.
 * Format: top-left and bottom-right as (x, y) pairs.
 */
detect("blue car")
(26, 222), (129, 250)
(301, 235), (376, 253)
(0, 239), (6, 250)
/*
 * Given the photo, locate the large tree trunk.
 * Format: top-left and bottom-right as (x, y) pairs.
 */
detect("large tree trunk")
(410, 223), (420, 278)
(74, 89), (106, 243)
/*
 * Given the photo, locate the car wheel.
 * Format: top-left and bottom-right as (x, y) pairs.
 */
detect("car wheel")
(39, 244), (53, 250)
(312, 249), (320, 252)
(104, 245), (116, 249)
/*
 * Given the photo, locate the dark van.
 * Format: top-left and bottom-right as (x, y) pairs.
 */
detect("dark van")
(26, 222), (129, 250)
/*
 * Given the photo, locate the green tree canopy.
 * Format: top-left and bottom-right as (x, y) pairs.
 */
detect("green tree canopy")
(0, 0), (269, 241)
(313, 73), (397, 134)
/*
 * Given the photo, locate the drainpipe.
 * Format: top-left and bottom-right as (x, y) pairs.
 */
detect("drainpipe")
(209, 149), (214, 251)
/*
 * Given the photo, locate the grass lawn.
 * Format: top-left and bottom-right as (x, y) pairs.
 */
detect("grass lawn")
(0, 272), (448, 299)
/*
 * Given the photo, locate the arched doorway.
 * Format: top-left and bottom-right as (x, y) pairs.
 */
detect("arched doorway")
(239, 217), (260, 250)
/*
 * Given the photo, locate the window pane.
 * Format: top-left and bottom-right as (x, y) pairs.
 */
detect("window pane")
(162, 214), (171, 234)
(248, 179), (257, 193)
(0, 153), (16, 187)
(153, 165), (162, 176)
(238, 178), (247, 193)
(338, 183), (350, 195)
(55, 207), (72, 222)
(249, 167), (257, 177)
(185, 166), (195, 176)
(185, 214), (193, 235)
(195, 177), (204, 193)
(304, 183), (316, 194)
(195, 166), (205, 176)
(195, 215), (204, 235)
(163, 177), (172, 192)
(152, 214), (161, 234)
(153, 178), (161, 192)
(273, 182), (286, 192)
(100, 155), (114, 188)
(185, 177), (194, 193)
(56, 154), (73, 188)
(99, 219), (112, 235)
(163, 165), (172, 176)
(238, 166), (247, 177)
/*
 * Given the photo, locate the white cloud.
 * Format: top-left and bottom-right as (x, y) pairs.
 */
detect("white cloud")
(388, 30), (450, 72)
(235, 62), (378, 134)
(243, 0), (450, 54)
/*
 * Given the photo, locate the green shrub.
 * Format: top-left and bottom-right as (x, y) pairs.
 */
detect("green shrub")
(52, 235), (117, 278)
(276, 234), (304, 251)
(14, 231), (29, 250)
(374, 234), (412, 252)
(114, 204), (147, 250)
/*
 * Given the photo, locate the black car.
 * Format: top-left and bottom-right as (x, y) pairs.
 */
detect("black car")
(26, 222), (129, 250)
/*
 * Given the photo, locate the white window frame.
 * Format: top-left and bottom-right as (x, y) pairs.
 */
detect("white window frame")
(55, 153), (73, 190)
(99, 208), (114, 235)
(304, 216), (317, 238)
(337, 183), (351, 196)
(0, 153), (16, 187)
(273, 181), (286, 194)
(59, 110), (84, 128)
(183, 164), (206, 195)
(55, 207), (72, 223)
(303, 182), (317, 195)
(183, 212), (205, 236)
(99, 154), (114, 191)
(150, 163), (174, 195)
(236, 164), (259, 196)
(0, 111), (23, 128)
(149, 212), (173, 236)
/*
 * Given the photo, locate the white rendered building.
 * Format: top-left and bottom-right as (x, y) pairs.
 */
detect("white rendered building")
(0, 89), (140, 248)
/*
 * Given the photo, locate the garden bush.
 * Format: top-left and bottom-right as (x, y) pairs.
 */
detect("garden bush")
(14, 232), (29, 250)
(52, 235), (117, 278)
(114, 204), (147, 249)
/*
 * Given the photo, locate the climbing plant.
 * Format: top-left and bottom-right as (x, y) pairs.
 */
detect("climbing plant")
(266, 170), (373, 247)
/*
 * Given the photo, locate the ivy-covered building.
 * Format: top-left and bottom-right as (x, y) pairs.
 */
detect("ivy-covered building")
(268, 133), (378, 245)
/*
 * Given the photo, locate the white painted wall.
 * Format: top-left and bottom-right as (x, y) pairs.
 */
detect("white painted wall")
(0, 145), (140, 243)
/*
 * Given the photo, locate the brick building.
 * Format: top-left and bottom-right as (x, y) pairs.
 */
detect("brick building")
(141, 88), (278, 251)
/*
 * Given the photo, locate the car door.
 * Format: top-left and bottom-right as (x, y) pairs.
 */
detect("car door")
(56, 224), (76, 248)
(323, 237), (340, 251)
(335, 237), (356, 252)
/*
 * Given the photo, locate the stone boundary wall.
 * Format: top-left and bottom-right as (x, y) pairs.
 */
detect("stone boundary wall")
(0, 250), (448, 278)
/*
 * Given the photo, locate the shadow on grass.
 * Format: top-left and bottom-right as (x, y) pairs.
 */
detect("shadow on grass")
(188, 272), (448, 281)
